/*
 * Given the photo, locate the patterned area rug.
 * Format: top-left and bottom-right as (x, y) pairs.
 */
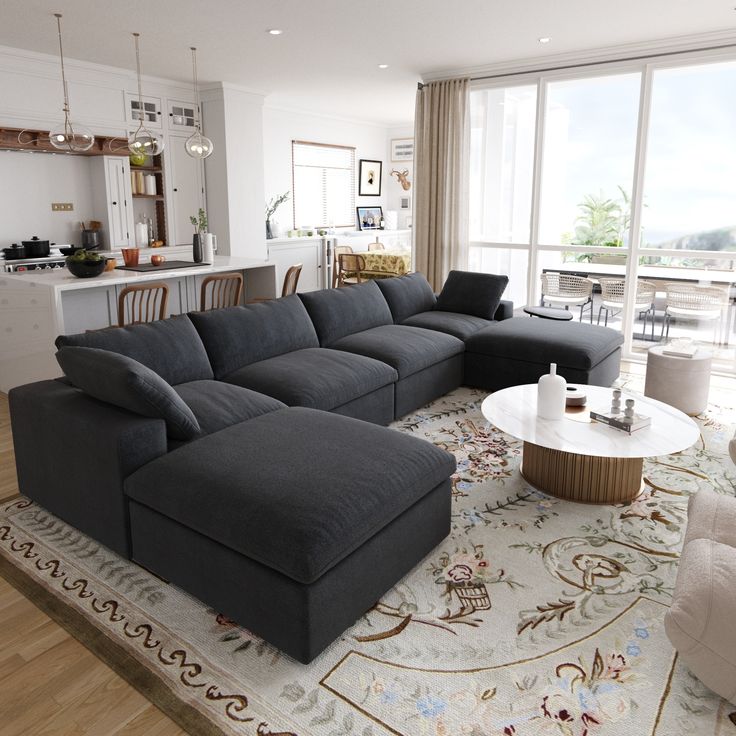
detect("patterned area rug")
(2, 375), (736, 736)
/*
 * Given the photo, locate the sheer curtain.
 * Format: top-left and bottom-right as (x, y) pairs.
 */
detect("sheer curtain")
(413, 78), (470, 290)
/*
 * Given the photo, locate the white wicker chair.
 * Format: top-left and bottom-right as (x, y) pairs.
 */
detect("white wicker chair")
(540, 273), (595, 322)
(598, 278), (657, 339)
(661, 283), (729, 342)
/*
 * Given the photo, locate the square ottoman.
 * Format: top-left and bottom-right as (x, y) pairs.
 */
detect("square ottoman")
(124, 407), (456, 663)
(463, 317), (624, 390)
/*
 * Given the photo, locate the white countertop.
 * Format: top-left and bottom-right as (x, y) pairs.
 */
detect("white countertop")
(482, 384), (699, 458)
(0, 256), (274, 292)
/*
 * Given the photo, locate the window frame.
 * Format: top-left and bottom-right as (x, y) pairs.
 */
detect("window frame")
(291, 140), (356, 229)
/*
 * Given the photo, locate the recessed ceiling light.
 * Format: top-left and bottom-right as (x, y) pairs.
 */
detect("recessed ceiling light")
(378, 63), (389, 69)
(267, 29), (283, 35)
(538, 37), (551, 44)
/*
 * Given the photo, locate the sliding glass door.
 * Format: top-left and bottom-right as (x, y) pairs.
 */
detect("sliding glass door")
(468, 51), (736, 372)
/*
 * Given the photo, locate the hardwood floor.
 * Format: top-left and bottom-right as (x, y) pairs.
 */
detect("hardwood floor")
(0, 393), (185, 735)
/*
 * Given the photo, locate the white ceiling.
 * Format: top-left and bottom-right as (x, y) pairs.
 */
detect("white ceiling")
(1, 0), (735, 125)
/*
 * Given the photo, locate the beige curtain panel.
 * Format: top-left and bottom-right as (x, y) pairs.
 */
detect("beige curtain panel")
(413, 78), (470, 291)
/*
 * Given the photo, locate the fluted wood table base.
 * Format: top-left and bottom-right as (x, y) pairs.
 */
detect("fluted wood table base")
(521, 441), (644, 504)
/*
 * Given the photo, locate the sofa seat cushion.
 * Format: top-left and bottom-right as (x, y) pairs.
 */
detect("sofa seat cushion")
(55, 314), (213, 385)
(56, 346), (200, 440)
(222, 347), (397, 410)
(299, 280), (393, 346)
(465, 317), (623, 370)
(173, 381), (286, 437)
(436, 270), (509, 320)
(188, 295), (319, 379)
(124, 407), (456, 584)
(401, 310), (493, 340)
(330, 325), (464, 379)
(375, 272), (437, 323)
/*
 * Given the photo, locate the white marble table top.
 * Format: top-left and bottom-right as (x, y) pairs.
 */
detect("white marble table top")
(481, 384), (699, 459)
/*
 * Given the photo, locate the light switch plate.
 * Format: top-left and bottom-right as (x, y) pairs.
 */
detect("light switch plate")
(51, 202), (74, 211)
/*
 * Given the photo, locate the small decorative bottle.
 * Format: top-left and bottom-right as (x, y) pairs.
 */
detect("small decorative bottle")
(537, 363), (567, 420)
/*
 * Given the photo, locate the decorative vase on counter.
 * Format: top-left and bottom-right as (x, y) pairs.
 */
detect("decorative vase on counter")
(203, 233), (216, 263)
(193, 233), (203, 263)
(537, 362), (567, 420)
(266, 219), (273, 239)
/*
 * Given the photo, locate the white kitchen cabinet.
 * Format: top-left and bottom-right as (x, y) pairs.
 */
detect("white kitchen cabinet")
(126, 92), (163, 129)
(267, 238), (325, 293)
(166, 135), (205, 245)
(166, 99), (197, 132)
(90, 156), (134, 250)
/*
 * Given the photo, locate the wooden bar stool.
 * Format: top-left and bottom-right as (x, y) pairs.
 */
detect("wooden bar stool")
(247, 263), (302, 303)
(117, 283), (169, 326)
(200, 273), (244, 311)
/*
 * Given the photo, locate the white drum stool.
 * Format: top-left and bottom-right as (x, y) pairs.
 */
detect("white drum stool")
(644, 345), (712, 416)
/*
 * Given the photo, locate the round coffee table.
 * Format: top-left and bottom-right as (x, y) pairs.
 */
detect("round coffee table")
(481, 384), (699, 504)
(523, 305), (574, 320)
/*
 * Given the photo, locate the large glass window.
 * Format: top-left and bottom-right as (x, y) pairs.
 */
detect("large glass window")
(469, 85), (537, 243)
(292, 141), (355, 228)
(538, 73), (641, 247)
(641, 61), (736, 252)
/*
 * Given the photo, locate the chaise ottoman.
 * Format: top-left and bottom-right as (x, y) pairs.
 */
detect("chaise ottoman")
(124, 407), (456, 663)
(463, 317), (624, 390)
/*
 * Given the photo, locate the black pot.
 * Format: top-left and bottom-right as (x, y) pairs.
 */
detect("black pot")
(3, 244), (26, 260)
(66, 258), (106, 278)
(22, 237), (51, 258)
(81, 230), (101, 250)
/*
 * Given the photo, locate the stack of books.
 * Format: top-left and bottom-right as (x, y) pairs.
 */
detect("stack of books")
(590, 408), (651, 434)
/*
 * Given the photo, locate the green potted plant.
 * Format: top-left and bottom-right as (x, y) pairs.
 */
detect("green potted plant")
(189, 208), (208, 263)
(265, 192), (290, 239)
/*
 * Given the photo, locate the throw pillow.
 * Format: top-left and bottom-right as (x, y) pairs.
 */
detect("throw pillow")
(436, 270), (509, 320)
(56, 346), (200, 440)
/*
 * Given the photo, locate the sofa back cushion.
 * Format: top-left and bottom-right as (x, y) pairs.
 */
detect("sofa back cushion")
(436, 270), (509, 320)
(375, 272), (437, 323)
(299, 280), (393, 346)
(55, 314), (213, 386)
(56, 346), (200, 440)
(188, 295), (319, 378)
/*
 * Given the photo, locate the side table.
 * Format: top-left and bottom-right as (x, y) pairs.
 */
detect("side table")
(644, 345), (712, 416)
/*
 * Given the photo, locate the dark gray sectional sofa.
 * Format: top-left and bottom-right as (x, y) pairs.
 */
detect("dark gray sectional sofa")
(9, 270), (623, 662)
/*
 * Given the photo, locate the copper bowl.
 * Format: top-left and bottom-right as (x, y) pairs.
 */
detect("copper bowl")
(150, 255), (166, 266)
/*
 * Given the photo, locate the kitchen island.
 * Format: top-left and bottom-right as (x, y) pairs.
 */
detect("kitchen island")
(0, 256), (277, 392)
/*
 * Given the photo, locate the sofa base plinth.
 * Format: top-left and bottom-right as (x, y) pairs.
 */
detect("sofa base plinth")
(129, 478), (451, 664)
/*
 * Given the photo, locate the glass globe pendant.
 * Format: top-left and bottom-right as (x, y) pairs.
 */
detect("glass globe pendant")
(185, 47), (214, 160)
(128, 33), (164, 157)
(49, 14), (95, 153)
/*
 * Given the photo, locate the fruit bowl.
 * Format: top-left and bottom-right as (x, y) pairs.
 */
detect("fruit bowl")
(66, 256), (107, 278)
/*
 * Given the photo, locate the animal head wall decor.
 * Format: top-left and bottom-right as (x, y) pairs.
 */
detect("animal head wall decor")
(390, 169), (411, 191)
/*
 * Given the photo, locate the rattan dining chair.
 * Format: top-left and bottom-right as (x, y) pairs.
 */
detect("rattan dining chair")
(661, 283), (729, 342)
(200, 273), (244, 311)
(598, 278), (657, 338)
(540, 273), (595, 322)
(337, 254), (365, 286)
(118, 282), (169, 326)
(368, 242), (385, 251)
(333, 246), (353, 288)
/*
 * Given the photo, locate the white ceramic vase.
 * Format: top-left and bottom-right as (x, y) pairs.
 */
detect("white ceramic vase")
(537, 362), (567, 420)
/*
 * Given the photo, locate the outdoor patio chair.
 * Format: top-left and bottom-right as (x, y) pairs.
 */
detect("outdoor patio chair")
(598, 278), (657, 339)
(540, 273), (594, 322)
(661, 283), (729, 343)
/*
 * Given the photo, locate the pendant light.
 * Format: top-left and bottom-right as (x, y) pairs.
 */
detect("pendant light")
(185, 47), (214, 159)
(49, 14), (95, 152)
(128, 33), (164, 157)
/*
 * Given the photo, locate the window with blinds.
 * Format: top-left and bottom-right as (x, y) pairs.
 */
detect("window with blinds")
(291, 141), (356, 228)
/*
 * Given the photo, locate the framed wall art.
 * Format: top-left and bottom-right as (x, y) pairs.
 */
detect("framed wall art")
(391, 138), (414, 162)
(358, 159), (382, 196)
(357, 206), (383, 230)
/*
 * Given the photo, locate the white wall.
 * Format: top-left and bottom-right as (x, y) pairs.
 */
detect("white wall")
(0, 150), (97, 248)
(385, 125), (414, 230)
(262, 106), (390, 235)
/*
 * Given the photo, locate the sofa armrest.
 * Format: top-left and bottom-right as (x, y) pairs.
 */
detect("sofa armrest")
(9, 379), (168, 558)
(494, 299), (514, 321)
